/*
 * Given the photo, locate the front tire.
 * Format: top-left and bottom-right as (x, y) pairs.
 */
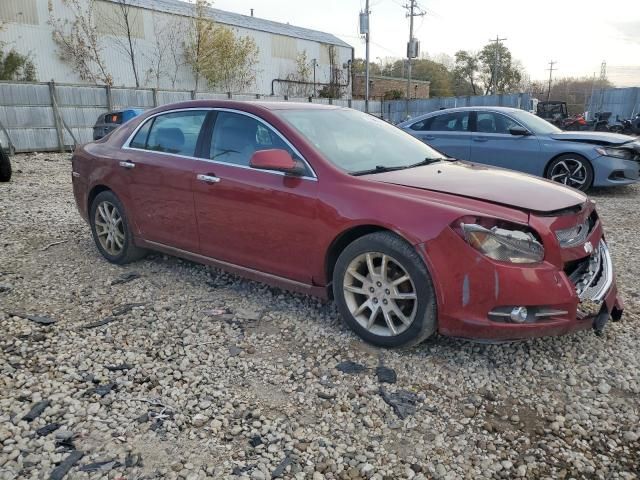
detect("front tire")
(0, 148), (11, 182)
(90, 190), (146, 264)
(546, 154), (593, 192)
(332, 232), (437, 348)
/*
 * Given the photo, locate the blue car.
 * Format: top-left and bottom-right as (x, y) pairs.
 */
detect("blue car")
(93, 108), (144, 140)
(398, 107), (640, 191)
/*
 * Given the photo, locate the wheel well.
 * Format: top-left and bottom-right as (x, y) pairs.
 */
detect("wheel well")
(543, 152), (590, 178)
(325, 225), (390, 290)
(87, 185), (111, 213)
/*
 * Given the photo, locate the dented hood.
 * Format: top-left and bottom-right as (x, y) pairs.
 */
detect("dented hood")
(548, 131), (636, 146)
(363, 161), (587, 213)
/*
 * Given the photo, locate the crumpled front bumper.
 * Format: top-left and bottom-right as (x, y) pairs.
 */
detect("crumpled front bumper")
(418, 217), (623, 342)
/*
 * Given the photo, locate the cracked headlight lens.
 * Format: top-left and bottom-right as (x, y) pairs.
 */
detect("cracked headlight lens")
(595, 146), (636, 160)
(460, 223), (544, 264)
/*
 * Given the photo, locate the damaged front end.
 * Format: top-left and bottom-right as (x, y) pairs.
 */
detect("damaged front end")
(420, 200), (624, 341)
(564, 239), (623, 334)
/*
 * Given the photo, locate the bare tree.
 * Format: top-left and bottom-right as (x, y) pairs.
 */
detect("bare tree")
(101, 0), (143, 87)
(48, 0), (112, 85)
(281, 51), (313, 97)
(145, 13), (189, 89)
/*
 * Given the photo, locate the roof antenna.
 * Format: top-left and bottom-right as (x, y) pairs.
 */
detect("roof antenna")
(250, 8), (254, 16)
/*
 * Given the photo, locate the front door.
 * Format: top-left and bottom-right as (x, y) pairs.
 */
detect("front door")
(119, 110), (209, 252)
(193, 110), (320, 283)
(469, 111), (542, 175)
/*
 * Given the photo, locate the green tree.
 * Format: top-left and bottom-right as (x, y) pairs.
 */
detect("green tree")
(453, 50), (481, 95)
(351, 58), (381, 76)
(478, 42), (521, 95)
(0, 22), (36, 81)
(184, 0), (259, 93)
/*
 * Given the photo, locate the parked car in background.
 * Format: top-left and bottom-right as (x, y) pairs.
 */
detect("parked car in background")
(398, 107), (640, 191)
(93, 108), (144, 140)
(71, 100), (624, 346)
(536, 100), (568, 127)
(0, 142), (11, 182)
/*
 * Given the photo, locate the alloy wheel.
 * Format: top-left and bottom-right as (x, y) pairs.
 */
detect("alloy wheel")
(342, 252), (418, 337)
(94, 201), (125, 256)
(549, 159), (588, 189)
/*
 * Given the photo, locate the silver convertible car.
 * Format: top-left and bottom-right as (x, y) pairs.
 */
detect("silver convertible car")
(398, 107), (640, 191)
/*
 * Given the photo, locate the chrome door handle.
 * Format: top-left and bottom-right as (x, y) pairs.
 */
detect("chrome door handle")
(423, 135), (436, 141)
(197, 174), (221, 184)
(472, 137), (488, 142)
(119, 161), (136, 169)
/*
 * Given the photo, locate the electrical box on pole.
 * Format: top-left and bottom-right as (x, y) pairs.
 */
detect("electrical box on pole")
(407, 39), (420, 59)
(359, 12), (369, 34)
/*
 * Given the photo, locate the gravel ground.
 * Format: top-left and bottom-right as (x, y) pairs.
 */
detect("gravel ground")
(1, 153), (639, 480)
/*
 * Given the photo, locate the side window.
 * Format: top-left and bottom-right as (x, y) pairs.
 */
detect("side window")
(476, 112), (497, 133)
(144, 111), (207, 156)
(429, 112), (469, 132)
(410, 117), (433, 131)
(210, 112), (303, 170)
(493, 113), (520, 134)
(476, 112), (520, 134)
(129, 119), (153, 149)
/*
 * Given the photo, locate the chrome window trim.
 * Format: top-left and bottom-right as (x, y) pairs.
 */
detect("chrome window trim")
(121, 107), (318, 181)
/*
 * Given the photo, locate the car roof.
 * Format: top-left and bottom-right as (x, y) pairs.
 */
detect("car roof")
(397, 106), (527, 125)
(147, 100), (344, 115)
(425, 106), (524, 114)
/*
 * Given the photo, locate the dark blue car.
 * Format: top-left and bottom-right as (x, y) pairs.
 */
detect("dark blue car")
(93, 108), (144, 140)
(398, 106), (640, 191)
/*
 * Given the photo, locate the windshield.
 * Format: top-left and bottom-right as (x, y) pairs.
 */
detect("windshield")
(275, 108), (444, 173)
(508, 110), (562, 135)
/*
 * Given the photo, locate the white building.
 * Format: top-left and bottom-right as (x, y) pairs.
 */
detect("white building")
(0, 0), (354, 96)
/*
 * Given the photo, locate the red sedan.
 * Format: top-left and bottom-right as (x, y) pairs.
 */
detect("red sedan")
(71, 101), (624, 347)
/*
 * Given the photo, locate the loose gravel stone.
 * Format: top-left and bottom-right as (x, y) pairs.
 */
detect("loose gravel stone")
(1, 153), (639, 479)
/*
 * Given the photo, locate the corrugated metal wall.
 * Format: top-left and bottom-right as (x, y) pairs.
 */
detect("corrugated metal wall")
(585, 87), (640, 123)
(11, 82), (639, 153)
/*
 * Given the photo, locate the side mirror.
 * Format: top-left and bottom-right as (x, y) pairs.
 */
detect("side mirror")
(509, 126), (530, 136)
(249, 149), (304, 175)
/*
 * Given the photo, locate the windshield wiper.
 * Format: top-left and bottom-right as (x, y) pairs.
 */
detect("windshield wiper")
(351, 157), (446, 176)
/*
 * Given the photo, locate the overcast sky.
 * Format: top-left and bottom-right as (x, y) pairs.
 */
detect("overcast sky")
(212, 0), (640, 86)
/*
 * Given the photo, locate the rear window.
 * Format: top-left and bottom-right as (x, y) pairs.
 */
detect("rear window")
(129, 110), (208, 157)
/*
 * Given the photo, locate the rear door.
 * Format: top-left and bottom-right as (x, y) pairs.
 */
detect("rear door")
(469, 111), (542, 174)
(118, 109), (209, 252)
(192, 110), (320, 283)
(406, 111), (471, 159)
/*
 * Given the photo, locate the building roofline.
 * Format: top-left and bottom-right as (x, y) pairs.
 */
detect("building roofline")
(104, 0), (353, 49)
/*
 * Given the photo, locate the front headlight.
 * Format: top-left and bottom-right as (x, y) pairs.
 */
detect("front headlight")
(460, 222), (544, 264)
(595, 146), (636, 160)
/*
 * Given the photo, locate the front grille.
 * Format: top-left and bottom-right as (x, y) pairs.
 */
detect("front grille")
(555, 211), (597, 248)
(567, 240), (612, 303)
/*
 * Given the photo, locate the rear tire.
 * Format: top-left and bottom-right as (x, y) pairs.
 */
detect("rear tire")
(546, 154), (593, 192)
(332, 231), (437, 348)
(0, 148), (11, 182)
(90, 190), (146, 264)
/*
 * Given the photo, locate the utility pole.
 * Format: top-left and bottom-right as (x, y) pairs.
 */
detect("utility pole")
(546, 60), (557, 101)
(404, 0), (425, 118)
(360, 1), (371, 112)
(488, 35), (507, 94)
